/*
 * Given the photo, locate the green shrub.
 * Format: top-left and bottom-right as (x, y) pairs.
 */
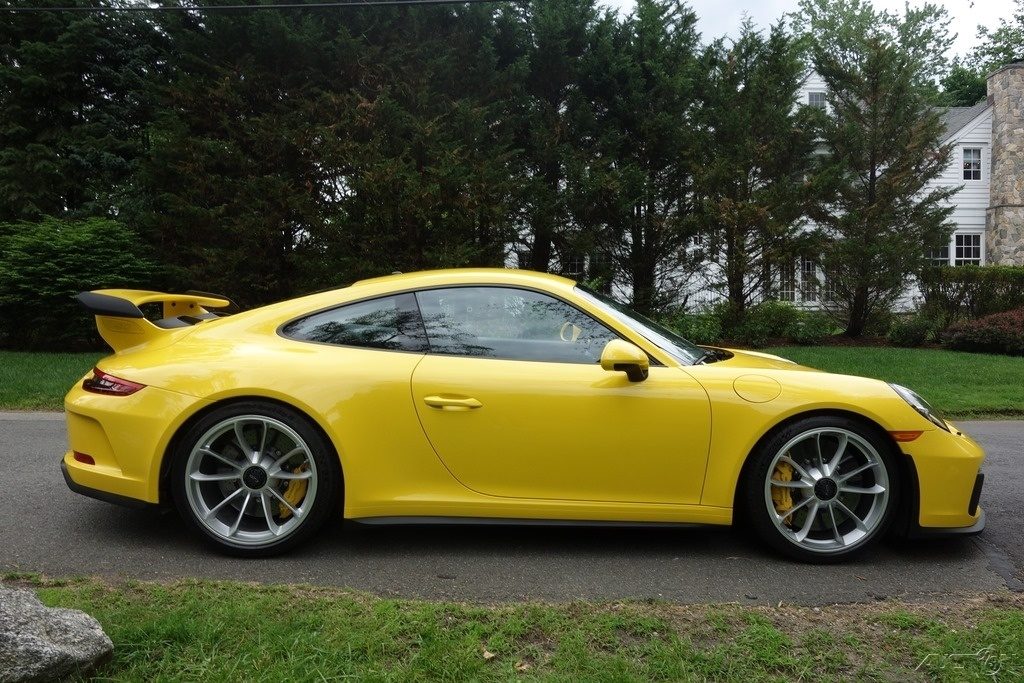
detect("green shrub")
(945, 307), (1024, 356)
(786, 311), (834, 345)
(662, 309), (724, 345)
(919, 265), (1024, 324)
(734, 300), (801, 348)
(887, 315), (933, 347)
(679, 311), (729, 344)
(0, 217), (156, 350)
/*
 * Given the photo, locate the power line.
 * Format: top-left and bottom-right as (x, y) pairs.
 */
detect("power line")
(2, 0), (512, 13)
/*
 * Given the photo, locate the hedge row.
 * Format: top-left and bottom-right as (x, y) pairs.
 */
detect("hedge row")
(919, 265), (1024, 323)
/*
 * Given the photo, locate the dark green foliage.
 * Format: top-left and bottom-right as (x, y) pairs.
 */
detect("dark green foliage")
(659, 309), (724, 345)
(946, 308), (1024, 356)
(786, 311), (833, 345)
(698, 20), (820, 312)
(887, 314), (933, 348)
(0, 1), (160, 221)
(0, 217), (155, 349)
(501, 0), (600, 274)
(919, 266), (1024, 327)
(0, 0), (996, 350)
(568, 0), (704, 313)
(733, 299), (802, 348)
(662, 301), (833, 347)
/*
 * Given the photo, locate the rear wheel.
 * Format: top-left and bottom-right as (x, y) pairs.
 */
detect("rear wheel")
(741, 416), (899, 562)
(170, 401), (340, 557)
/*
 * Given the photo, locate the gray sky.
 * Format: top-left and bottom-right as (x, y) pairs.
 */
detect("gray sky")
(607, 0), (1014, 59)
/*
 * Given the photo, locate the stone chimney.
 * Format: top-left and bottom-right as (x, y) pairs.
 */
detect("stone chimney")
(987, 62), (1024, 265)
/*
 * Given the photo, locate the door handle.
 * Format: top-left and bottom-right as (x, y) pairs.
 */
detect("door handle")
(423, 395), (482, 411)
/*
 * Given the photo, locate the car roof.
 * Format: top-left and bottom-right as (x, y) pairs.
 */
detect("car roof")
(350, 268), (578, 291)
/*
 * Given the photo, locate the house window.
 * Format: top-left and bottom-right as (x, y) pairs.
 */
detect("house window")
(562, 253), (586, 277)
(778, 260), (796, 302)
(963, 148), (982, 180)
(954, 233), (982, 266)
(822, 268), (838, 303)
(927, 245), (950, 266)
(800, 256), (818, 302)
(808, 91), (827, 109)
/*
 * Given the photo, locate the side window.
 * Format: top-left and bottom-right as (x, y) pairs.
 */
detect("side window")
(415, 287), (618, 364)
(281, 293), (427, 352)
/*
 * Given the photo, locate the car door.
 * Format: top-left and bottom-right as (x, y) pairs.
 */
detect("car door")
(410, 285), (712, 505)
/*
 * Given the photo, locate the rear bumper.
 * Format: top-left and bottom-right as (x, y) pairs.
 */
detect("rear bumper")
(63, 382), (207, 505)
(61, 460), (156, 510)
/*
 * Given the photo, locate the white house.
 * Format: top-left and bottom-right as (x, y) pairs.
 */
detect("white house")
(512, 63), (1024, 311)
(777, 62), (1024, 309)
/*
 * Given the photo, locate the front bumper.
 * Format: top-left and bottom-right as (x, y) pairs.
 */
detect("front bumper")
(901, 425), (985, 534)
(908, 508), (985, 538)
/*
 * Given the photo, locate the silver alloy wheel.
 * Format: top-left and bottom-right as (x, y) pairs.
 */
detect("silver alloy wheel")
(184, 415), (318, 547)
(763, 428), (890, 554)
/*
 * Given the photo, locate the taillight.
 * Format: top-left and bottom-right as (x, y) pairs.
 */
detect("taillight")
(82, 368), (145, 396)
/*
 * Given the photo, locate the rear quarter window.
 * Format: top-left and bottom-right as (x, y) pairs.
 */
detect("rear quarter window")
(281, 293), (427, 352)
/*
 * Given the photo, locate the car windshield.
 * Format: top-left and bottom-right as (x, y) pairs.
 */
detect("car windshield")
(575, 286), (705, 365)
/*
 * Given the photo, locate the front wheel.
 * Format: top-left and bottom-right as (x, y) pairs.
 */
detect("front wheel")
(740, 416), (900, 562)
(170, 401), (341, 557)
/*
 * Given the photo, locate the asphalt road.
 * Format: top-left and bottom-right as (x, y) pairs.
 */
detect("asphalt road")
(2, 414), (1021, 604)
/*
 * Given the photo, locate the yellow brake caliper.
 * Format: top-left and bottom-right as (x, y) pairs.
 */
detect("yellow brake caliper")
(771, 460), (795, 526)
(278, 464), (308, 520)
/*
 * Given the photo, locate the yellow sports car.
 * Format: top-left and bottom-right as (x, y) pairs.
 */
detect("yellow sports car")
(62, 269), (984, 561)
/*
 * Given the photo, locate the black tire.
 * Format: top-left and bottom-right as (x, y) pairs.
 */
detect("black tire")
(170, 400), (342, 557)
(739, 415), (900, 563)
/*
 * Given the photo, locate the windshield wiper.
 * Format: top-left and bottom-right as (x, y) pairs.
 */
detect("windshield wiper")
(694, 349), (717, 365)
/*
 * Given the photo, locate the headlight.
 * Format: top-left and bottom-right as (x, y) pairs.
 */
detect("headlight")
(889, 383), (949, 432)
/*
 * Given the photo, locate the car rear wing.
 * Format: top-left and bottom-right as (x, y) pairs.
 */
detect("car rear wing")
(77, 289), (236, 353)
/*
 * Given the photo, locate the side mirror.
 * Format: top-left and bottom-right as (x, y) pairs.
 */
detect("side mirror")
(600, 339), (649, 382)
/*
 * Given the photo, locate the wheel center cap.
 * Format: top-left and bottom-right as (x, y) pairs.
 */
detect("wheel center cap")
(814, 477), (838, 501)
(242, 466), (268, 490)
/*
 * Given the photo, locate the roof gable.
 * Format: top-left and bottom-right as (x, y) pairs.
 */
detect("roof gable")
(940, 101), (991, 141)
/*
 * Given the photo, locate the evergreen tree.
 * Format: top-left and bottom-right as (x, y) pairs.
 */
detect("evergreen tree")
(0, 0), (159, 220)
(324, 4), (520, 283)
(498, 0), (599, 273)
(127, 4), (348, 305)
(570, 0), (703, 313)
(799, 0), (956, 336)
(698, 20), (820, 313)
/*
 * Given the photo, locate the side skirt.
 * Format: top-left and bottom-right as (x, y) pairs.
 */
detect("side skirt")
(348, 516), (705, 529)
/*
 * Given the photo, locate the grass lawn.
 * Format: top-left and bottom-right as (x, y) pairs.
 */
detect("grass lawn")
(0, 351), (102, 410)
(767, 346), (1024, 419)
(5, 575), (1022, 682)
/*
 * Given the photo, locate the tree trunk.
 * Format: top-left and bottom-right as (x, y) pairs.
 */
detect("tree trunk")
(725, 221), (747, 314)
(529, 161), (560, 272)
(844, 285), (869, 337)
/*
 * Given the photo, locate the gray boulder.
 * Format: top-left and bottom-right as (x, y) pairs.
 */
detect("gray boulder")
(0, 585), (112, 683)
